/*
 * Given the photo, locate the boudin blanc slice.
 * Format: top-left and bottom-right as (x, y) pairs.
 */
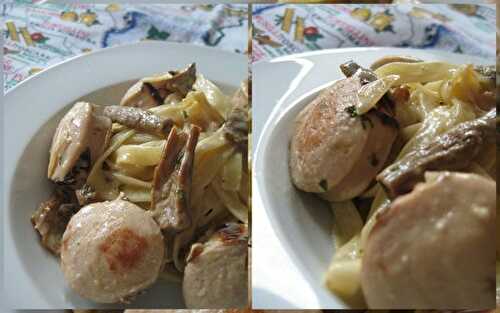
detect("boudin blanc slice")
(61, 198), (164, 303)
(183, 223), (248, 308)
(362, 172), (495, 309)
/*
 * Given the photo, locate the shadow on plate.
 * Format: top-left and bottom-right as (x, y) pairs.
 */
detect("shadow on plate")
(252, 287), (298, 309)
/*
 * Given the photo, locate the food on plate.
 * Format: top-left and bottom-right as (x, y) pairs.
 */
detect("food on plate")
(100, 105), (174, 137)
(61, 197), (164, 303)
(121, 63), (196, 109)
(289, 63), (397, 199)
(32, 64), (250, 307)
(47, 101), (111, 187)
(31, 187), (79, 254)
(183, 223), (249, 308)
(151, 126), (200, 235)
(288, 56), (496, 308)
(378, 109), (495, 198)
(362, 172), (494, 308)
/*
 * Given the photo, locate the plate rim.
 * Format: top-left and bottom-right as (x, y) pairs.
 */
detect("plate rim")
(5, 40), (245, 95)
(253, 46), (495, 67)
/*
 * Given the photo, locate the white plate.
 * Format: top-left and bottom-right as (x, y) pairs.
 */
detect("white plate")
(3, 41), (247, 309)
(252, 47), (493, 309)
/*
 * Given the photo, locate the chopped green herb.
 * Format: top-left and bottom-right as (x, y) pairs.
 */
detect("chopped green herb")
(182, 110), (189, 119)
(345, 105), (358, 118)
(319, 179), (328, 191)
(370, 153), (379, 167)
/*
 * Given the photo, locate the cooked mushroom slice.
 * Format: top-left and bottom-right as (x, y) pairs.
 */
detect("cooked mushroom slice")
(120, 81), (163, 109)
(31, 188), (79, 255)
(378, 108), (497, 199)
(61, 197), (164, 303)
(224, 80), (249, 145)
(151, 62), (196, 97)
(151, 125), (200, 233)
(48, 102), (111, 187)
(74, 183), (97, 206)
(183, 223), (249, 308)
(101, 105), (173, 137)
(121, 63), (196, 109)
(370, 55), (422, 70)
(290, 70), (397, 194)
(362, 172), (495, 308)
(340, 61), (377, 84)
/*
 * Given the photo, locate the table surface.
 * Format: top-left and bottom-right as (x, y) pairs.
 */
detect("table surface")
(3, 3), (495, 91)
(3, 2), (248, 92)
(252, 3), (495, 62)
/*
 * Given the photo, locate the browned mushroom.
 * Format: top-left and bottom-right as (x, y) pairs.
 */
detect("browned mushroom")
(100, 105), (173, 137)
(151, 125), (200, 233)
(362, 171), (495, 308)
(289, 63), (398, 197)
(31, 187), (79, 255)
(61, 197), (164, 303)
(121, 63), (197, 109)
(183, 223), (249, 308)
(377, 108), (497, 199)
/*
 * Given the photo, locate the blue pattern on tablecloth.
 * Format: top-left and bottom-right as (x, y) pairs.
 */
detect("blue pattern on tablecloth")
(252, 4), (495, 62)
(2, 2), (248, 91)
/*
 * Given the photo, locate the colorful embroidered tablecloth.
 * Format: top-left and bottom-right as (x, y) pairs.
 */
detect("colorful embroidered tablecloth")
(2, 2), (248, 92)
(252, 4), (496, 62)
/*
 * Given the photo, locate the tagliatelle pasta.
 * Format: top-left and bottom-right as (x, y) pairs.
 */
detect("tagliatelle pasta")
(84, 76), (251, 276)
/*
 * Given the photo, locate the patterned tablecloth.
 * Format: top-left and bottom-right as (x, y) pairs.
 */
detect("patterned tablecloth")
(252, 3), (496, 62)
(2, 2), (248, 92)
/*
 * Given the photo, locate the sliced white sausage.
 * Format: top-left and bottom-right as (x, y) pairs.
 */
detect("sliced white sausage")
(290, 76), (369, 193)
(320, 109), (397, 201)
(362, 171), (495, 309)
(183, 224), (248, 308)
(290, 75), (397, 195)
(61, 198), (164, 303)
